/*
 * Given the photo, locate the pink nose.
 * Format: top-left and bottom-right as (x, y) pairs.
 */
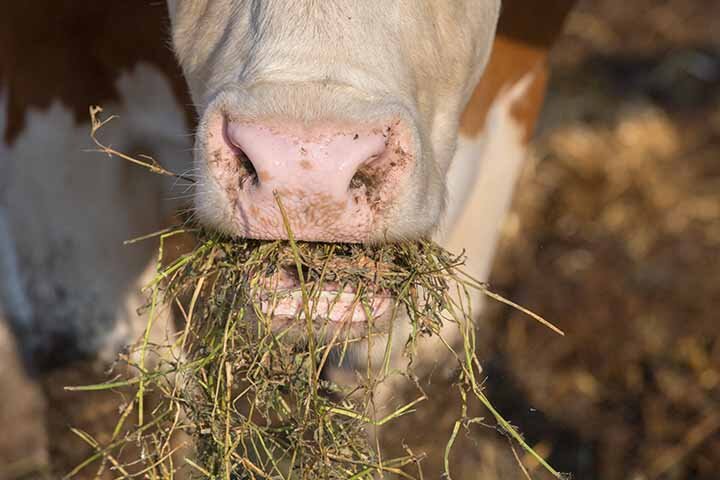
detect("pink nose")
(202, 116), (414, 242)
(227, 123), (387, 199)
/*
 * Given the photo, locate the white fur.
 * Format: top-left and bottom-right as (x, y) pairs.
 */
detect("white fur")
(401, 73), (537, 377)
(0, 92), (33, 331)
(0, 64), (191, 359)
(442, 135), (486, 234)
(0, 208), (32, 329)
(445, 73), (536, 282)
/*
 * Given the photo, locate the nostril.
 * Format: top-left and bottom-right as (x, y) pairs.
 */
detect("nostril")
(347, 122), (412, 208)
(235, 148), (259, 188)
(349, 155), (382, 191)
(223, 118), (259, 187)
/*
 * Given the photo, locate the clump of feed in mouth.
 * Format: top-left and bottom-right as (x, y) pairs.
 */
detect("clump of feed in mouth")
(162, 230), (459, 341)
(68, 225), (565, 480)
(73, 108), (567, 479)
(111, 227), (467, 478)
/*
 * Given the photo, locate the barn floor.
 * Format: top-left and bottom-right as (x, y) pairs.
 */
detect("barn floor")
(2, 1), (718, 479)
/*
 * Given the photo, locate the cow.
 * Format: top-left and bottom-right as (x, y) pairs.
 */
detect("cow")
(0, 1), (575, 477)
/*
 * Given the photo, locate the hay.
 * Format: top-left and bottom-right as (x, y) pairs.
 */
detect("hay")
(64, 108), (568, 480)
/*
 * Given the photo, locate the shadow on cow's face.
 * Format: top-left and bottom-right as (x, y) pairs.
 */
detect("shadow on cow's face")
(167, 0), (501, 244)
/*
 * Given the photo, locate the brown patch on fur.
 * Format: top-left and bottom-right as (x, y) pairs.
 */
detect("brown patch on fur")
(0, 2), (195, 144)
(299, 159), (313, 170)
(459, 0), (576, 141)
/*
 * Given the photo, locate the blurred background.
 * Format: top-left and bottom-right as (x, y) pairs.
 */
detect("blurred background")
(1, 0), (718, 479)
(382, 0), (720, 478)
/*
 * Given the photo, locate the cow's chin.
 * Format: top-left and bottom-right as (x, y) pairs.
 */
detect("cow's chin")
(249, 268), (396, 342)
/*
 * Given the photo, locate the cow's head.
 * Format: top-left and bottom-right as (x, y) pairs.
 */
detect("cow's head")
(166, 0), (501, 332)
(168, 1), (500, 241)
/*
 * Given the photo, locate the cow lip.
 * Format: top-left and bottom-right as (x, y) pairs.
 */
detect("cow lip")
(258, 284), (392, 325)
(256, 270), (392, 325)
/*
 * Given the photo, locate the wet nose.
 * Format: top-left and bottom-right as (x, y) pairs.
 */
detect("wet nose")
(201, 116), (414, 242)
(226, 122), (388, 199)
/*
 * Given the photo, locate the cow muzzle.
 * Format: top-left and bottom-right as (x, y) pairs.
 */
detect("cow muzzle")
(198, 110), (416, 243)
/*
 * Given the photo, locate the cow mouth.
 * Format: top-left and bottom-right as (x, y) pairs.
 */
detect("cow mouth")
(161, 229), (436, 341)
(256, 268), (393, 333)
